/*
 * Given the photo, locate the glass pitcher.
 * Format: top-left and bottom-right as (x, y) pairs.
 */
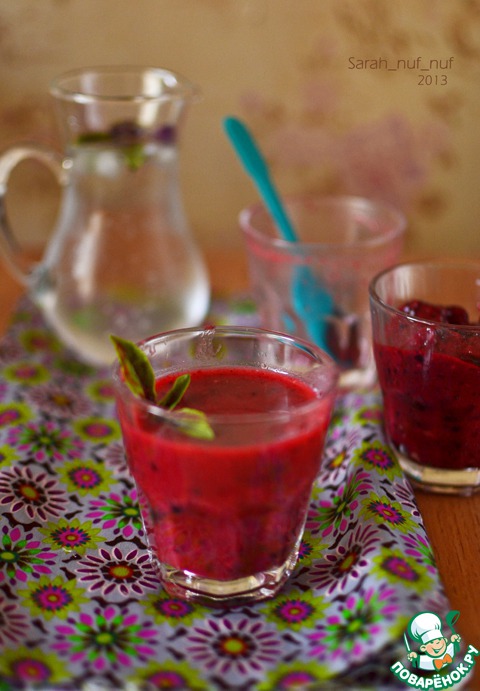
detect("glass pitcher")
(0, 66), (210, 366)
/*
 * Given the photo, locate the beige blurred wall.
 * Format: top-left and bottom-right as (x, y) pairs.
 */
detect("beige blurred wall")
(0, 0), (479, 260)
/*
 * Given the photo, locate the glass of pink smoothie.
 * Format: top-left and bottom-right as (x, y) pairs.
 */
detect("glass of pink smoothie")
(369, 260), (480, 495)
(113, 326), (338, 605)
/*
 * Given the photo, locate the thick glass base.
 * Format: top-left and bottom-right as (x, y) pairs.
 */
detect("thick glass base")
(396, 449), (480, 496)
(153, 546), (300, 607)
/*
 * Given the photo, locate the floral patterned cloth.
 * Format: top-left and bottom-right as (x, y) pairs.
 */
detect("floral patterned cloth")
(0, 296), (452, 690)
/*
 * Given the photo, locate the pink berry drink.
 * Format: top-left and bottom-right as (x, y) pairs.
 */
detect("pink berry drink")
(113, 327), (338, 605)
(375, 299), (480, 471)
(369, 261), (480, 494)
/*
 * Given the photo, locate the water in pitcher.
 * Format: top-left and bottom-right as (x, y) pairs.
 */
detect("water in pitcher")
(0, 67), (210, 367)
(32, 139), (210, 366)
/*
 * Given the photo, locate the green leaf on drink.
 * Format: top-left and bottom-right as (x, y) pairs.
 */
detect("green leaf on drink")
(111, 334), (214, 440)
(158, 373), (191, 410)
(170, 408), (216, 440)
(110, 335), (156, 403)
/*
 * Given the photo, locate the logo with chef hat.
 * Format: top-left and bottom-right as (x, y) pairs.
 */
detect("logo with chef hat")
(391, 610), (479, 687)
(405, 611), (461, 672)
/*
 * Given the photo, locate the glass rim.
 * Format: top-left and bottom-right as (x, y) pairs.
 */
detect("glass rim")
(239, 194), (407, 253)
(50, 65), (200, 104)
(369, 258), (480, 331)
(111, 325), (338, 426)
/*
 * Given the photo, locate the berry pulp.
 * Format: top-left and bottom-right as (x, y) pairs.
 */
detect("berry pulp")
(116, 366), (334, 581)
(374, 300), (480, 470)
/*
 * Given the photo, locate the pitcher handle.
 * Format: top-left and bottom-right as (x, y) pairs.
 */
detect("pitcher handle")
(0, 144), (66, 286)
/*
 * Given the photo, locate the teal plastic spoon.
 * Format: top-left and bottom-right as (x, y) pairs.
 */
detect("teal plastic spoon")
(223, 115), (334, 351)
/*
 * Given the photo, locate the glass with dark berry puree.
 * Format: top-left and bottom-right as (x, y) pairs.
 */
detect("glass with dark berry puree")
(369, 260), (480, 494)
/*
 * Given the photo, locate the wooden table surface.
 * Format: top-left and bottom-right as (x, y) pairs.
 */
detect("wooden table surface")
(1, 249), (479, 686)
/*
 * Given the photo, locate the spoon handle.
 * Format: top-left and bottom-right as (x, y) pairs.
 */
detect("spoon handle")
(223, 116), (298, 243)
(223, 115), (334, 355)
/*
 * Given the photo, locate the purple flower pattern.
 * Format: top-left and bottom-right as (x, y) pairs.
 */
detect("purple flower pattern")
(6, 421), (84, 462)
(52, 604), (158, 671)
(0, 525), (56, 584)
(306, 524), (380, 596)
(307, 585), (404, 663)
(86, 488), (142, 538)
(26, 383), (91, 419)
(306, 468), (372, 539)
(0, 593), (31, 646)
(186, 618), (282, 676)
(0, 465), (68, 521)
(76, 546), (160, 597)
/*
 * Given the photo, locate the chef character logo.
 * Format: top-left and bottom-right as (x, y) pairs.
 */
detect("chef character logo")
(405, 611), (461, 671)
(391, 610), (479, 687)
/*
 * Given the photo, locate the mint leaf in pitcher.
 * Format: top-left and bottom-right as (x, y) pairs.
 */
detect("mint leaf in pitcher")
(111, 335), (214, 440)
